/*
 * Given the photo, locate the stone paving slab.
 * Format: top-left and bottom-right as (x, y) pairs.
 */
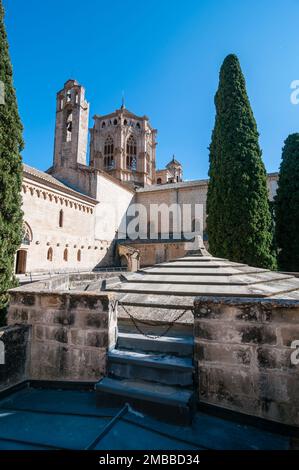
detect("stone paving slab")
(142, 266), (269, 275)
(124, 272), (292, 286)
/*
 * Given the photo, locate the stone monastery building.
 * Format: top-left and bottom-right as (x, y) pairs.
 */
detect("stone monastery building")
(17, 80), (279, 275)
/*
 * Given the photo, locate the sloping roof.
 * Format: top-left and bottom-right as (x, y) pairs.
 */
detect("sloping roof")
(136, 179), (209, 192)
(22, 164), (98, 204)
(106, 251), (299, 302)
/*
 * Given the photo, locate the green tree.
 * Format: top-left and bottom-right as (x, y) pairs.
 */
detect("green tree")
(0, 0), (24, 325)
(275, 134), (299, 271)
(206, 54), (276, 269)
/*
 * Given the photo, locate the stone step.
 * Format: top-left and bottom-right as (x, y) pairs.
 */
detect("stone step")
(107, 280), (299, 298)
(108, 349), (194, 387)
(154, 261), (246, 268)
(95, 377), (194, 425)
(122, 272), (292, 286)
(117, 332), (193, 357)
(117, 293), (195, 309)
(138, 267), (269, 276)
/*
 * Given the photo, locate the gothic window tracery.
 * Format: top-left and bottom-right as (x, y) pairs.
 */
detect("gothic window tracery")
(126, 135), (137, 171)
(22, 223), (33, 245)
(104, 135), (114, 169)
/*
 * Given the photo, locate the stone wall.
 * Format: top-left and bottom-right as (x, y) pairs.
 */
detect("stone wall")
(194, 297), (299, 427)
(0, 325), (30, 391)
(127, 241), (187, 266)
(7, 288), (117, 383)
(21, 169), (103, 274)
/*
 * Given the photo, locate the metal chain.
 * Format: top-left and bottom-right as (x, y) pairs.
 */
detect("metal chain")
(117, 302), (193, 339)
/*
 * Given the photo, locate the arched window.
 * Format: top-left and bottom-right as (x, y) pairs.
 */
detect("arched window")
(47, 247), (53, 262)
(157, 178), (162, 184)
(66, 110), (72, 142)
(77, 249), (81, 262)
(104, 136), (114, 169)
(126, 135), (137, 170)
(63, 248), (68, 262)
(22, 222), (33, 245)
(59, 209), (64, 228)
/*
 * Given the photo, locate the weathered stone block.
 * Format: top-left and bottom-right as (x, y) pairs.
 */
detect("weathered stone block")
(195, 340), (253, 366)
(257, 372), (291, 403)
(70, 329), (85, 346)
(9, 293), (36, 307)
(7, 307), (29, 324)
(85, 330), (108, 348)
(194, 320), (277, 345)
(39, 293), (68, 310)
(33, 325), (45, 341)
(45, 326), (69, 344)
(0, 325), (30, 391)
(69, 294), (109, 312)
(256, 346), (294, 370)
(194, 320), (242, 343)
(198, 365), (256, 400)
(280, 325), (299, 347)
(53, 310), (75, 327)
(85, 311), (108, 329)
(240, 324), (277, 345)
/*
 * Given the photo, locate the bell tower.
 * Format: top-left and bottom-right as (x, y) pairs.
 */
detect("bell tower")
(90, 105), (157, 187)
(53, 80), (89, 170)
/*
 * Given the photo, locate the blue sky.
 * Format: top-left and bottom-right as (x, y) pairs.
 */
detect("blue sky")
(3, 0), (299, 179)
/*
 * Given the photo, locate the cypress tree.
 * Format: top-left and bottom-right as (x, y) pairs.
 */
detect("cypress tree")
(0, 1), (24, 324)
(275, 134), (299, 271)
(207, 54), (276, 269)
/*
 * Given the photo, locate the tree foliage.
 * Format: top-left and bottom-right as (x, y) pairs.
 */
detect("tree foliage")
(275, 133), (299, 271)
(0, 0), (24, 324)
(207, 54), (276, 269)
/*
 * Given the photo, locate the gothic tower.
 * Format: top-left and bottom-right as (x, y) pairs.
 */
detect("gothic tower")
(90, 104), (157, 187)
(53, 80), (89, 170)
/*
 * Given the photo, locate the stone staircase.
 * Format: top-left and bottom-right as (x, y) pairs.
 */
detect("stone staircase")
(96, 318), (195, 425)
(95, 249), (299, 425)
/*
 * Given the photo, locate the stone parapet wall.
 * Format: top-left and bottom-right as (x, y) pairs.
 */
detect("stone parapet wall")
(193, 297), (299, 427)
(7, 288), (117, 383)
(0, 325), (30, 391)
(18, 271), (122, 292)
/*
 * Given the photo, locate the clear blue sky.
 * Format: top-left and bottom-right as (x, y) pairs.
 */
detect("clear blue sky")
(3, 0), (299, 179)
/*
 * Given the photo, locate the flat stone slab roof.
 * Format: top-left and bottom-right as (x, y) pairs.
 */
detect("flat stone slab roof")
(106, 252), (299, 302)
